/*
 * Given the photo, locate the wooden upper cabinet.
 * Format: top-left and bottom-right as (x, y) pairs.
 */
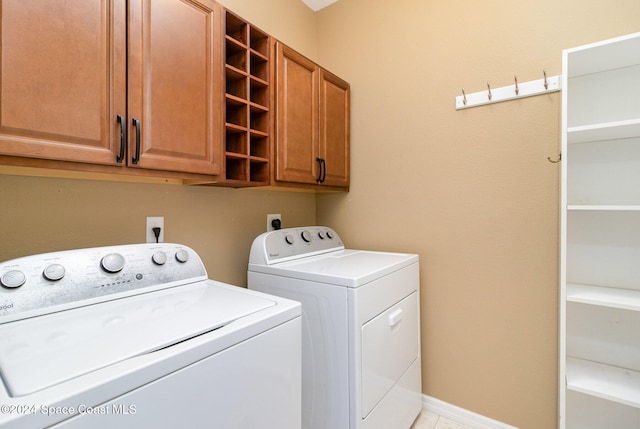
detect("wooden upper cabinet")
(275, 43), (319, 185)
(0, 1), (344, 187)
(319, 69), (350, 188)
(0, 0), (223, 178)
(127, 0), (223, 175)
(0, 0), (126, 165)
(274, 42), (350, 189)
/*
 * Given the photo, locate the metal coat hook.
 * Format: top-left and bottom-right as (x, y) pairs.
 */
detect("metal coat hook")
(462, 88), (467, 105)
(487, 82), (492, 100)
(547, 153), (561, 163)
(514, 76), (519, 95)
(543, 69), (548, 90)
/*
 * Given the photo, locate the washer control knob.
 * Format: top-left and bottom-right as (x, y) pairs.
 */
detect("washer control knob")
(175, 249), (189, 263)
(285, 235), (294, 245)
(152, 251), (167, 265)
(301, 230), (312, 243)
(1, 270), (26, 288)
(43, 264), (65, 281)
(101, 253), (126, 273)
(326, 230), (334, 239)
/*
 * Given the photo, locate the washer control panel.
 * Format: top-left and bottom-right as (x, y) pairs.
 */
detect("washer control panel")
(257, 226), (344, 264)
(0, 243), (207, 323)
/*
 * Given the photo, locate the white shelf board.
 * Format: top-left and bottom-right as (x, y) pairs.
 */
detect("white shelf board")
(566, 357), (640, 409)
(567, 283), (640, 311)
(567, 205), (640, 211)
(567, 32), (640, 77)
(568, 118), (640, 144)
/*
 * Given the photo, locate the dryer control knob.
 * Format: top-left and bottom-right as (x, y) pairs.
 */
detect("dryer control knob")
(175, 249), (189, 263)
(43, 264), (65, 281)
(152, 251), (167, 265)
(318, 231), (326, 239)
(1, 270), (26, 288)
(285, 234), (294, 245)
(101, 253), (125, 273)
(326, 230), (334, 239)
(301, 230), (312, 243)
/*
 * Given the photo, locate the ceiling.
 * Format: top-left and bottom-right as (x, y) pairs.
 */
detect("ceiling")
(300, 0), (339, 11)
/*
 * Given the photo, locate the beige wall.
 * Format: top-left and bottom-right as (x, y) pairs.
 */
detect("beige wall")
(2, 1), (640, 429)
(314, 1), (640, 428)
(0, 175), (315, 286)
(0, 0), (318, 287)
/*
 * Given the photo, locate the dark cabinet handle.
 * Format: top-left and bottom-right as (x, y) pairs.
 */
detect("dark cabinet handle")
(132, 118), (141, 165)
(316, 157), (326, 184)
(316, 157), (323, 183)
(116, 115), (126, 163)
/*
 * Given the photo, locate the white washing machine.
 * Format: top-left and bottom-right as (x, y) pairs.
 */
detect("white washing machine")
(248, 226), (422, 429)
(0, 243), (301, 429)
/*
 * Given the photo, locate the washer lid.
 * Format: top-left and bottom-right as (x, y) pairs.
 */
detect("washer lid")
(250, 249), (418, 287)
(0, 281), (276, 397)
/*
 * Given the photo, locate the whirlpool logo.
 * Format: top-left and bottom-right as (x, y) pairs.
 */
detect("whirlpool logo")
(0, 303), (14, 312)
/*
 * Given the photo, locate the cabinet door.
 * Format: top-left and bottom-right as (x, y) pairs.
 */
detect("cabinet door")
(319, 69), (350, 187)
(275, 43), (319, 185)
(0, 0), (126, 165)
(128, 0), (222, 175)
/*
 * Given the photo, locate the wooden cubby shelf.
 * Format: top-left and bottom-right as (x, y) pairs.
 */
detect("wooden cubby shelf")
(223, 9), (270, 186)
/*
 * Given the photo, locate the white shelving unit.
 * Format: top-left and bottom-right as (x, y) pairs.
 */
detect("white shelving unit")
(560, 32), (640, 429)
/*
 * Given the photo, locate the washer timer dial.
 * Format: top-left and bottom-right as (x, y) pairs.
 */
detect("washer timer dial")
(43, 264), (65, 281)
(1, 270), (26, 288)
(175, 249), (189, 263)
(101, 253), (126, 273)
(152, 252), (167, 265)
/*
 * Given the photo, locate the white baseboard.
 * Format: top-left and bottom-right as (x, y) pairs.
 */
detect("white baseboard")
(422, 394), (519, 429)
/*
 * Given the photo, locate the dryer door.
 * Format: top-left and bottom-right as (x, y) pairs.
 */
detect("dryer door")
(361, 291), (419, 417)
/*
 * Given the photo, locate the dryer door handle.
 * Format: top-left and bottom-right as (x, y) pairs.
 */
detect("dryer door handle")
(388, 308), (403, 327)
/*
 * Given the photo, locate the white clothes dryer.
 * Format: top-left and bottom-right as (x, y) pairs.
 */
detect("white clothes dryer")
(248, 226), (422, 429)
(0, 243), (301, 429)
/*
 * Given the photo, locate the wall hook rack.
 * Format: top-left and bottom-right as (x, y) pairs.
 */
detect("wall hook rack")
(456, 70), (561, 110)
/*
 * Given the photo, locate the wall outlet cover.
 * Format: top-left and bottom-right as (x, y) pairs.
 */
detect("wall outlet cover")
(267, 214), (282, 231)
(146, 216), (164, 243)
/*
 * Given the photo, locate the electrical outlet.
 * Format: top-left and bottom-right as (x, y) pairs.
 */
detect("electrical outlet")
(267, 214), (282, 231)
(146, 216), (164, 243)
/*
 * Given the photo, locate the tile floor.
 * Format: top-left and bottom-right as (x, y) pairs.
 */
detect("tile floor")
(411, 410), (475, 429)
